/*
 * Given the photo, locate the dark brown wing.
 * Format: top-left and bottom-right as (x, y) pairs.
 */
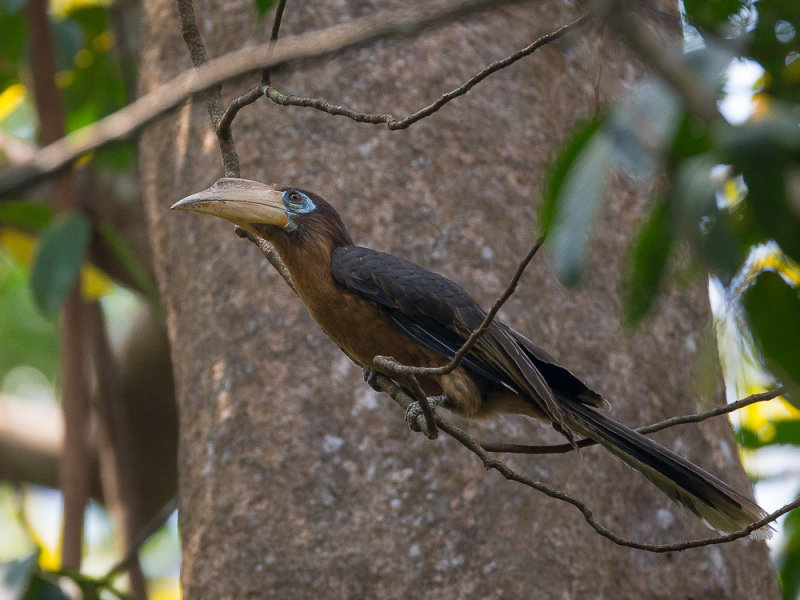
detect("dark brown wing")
(330, 246), (603, 425)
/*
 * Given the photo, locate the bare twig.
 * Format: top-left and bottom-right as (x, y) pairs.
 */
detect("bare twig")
(373, 236), (544, 377)
(102, 497), (178, 583)
(176, 0), (240, 175)
(371, 373), (792, 551)
(0, 0), (524, 197)
(261, 0), (289, 86)
(218, 86), (267, 142)
(265, 14), (588, 129)
(482, 386), (787, 454)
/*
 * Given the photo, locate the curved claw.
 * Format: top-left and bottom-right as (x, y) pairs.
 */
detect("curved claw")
(362, 367), (381, 391)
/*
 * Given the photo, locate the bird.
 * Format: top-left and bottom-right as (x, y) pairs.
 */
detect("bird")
(172, 177), (770, 538)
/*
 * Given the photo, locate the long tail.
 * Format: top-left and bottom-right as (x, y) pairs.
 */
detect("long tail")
(561, 401), (771, 538)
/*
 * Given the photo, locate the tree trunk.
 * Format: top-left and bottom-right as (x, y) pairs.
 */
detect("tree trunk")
(139, 1), (779, 597)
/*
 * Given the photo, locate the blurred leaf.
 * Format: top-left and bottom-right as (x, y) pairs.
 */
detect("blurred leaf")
(97, 223), (157, 298)
(0, 0), (27, 12)
(545, 130), (615, 285)
(607, 79), (681, 179)
(21, 572), (68, 600)
(743, 270), (800, 389)
(0, 227), (36, 263)
(52, 18), (84, 73)
(80, 263), (112, 300)
(718, 115), (800, 265)
(683, 0), (748, 33)
(253, 0), (275, 19)
(0, 202), (53, 230)
(0, 551), (38, 600)
(541, 118), (602, 232)
(0, 252), (59, 379)
(92, 140), (135, 171)
(30, 212), (91, 314)
(624, 199), (674, 326)
(779, 498), (800, 600)
(738, 420), (800, 448)
(0, 10), (25, 91)
(0, 83), (25, 121)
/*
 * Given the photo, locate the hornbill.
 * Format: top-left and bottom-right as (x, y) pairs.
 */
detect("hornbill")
(172, 177), (770, 537)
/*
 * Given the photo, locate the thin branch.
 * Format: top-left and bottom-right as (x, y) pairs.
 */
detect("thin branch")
(218, 0), (291, 141)
(102, 497), (178, 583)
(261, 0), (289, 86)
(264, 14), (588, 130)
(482, 386), (787, 454)
(0, 0), (525, 197)
(371, 372), (791, 551)
(374, 235), (544, 377)
(176, 0), (240, 176)
(218, 86), (267, 142)
(218, 14), (587, 153)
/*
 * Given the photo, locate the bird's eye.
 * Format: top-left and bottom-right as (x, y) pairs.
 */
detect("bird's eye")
(288, 191), (303, 203)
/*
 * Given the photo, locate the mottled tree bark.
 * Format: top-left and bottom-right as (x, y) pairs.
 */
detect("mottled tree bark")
(139, 1), (779, 598)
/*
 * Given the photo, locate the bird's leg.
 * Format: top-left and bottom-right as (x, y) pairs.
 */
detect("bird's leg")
(405, 395), (450, 434)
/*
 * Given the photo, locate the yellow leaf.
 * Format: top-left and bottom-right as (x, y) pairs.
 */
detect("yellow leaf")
(0, 84), (26, 123)
(49, 0), (111, 19)
(81, 263), (113, 299)
(0, 228), (37, 266)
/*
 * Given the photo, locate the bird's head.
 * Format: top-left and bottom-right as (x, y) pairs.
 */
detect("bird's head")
(171, 178), (352, 249)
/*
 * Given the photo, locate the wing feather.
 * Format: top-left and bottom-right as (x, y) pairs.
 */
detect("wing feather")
(331, 246), (572, 424)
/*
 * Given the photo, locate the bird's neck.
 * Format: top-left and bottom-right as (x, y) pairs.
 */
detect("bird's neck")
(265, 228), (344, 301)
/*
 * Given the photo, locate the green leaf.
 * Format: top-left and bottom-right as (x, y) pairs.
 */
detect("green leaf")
(0, 0), (27, 14)
(30, 212), (91, 314)
(545, 129), (615, 286)
(96, 223), (157, 299)
(541, 117), (602, 233)
(743, 271), (800, 390)
(779, 498), (800, 600)
(738, 420), (800, 448)
(606, 78), (682, 179)
(624, 199), (674, 327)
(253, 0), (275, 19)
(21, 572), (69, 600)
(0, 201), (53, 230)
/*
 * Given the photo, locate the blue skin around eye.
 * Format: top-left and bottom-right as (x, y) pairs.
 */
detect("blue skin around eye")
(282, 190), (316, 215)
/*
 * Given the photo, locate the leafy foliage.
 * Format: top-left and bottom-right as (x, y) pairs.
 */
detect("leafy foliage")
(543, 1), (800, 597)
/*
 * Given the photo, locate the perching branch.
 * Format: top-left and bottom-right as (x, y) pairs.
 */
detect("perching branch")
(371, 372), (791, 551)
(0, 0), (526, 197)
(482, 386), (787, 454)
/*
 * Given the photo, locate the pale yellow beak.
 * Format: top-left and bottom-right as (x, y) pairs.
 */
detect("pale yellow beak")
(171, 178), (288, 234)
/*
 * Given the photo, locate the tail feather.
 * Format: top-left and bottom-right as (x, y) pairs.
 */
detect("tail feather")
(561, 401), (772, 538)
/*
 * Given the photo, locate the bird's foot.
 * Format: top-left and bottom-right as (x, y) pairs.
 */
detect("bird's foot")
(405, 396), (447, 435)
(362, 367), (382, 391)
